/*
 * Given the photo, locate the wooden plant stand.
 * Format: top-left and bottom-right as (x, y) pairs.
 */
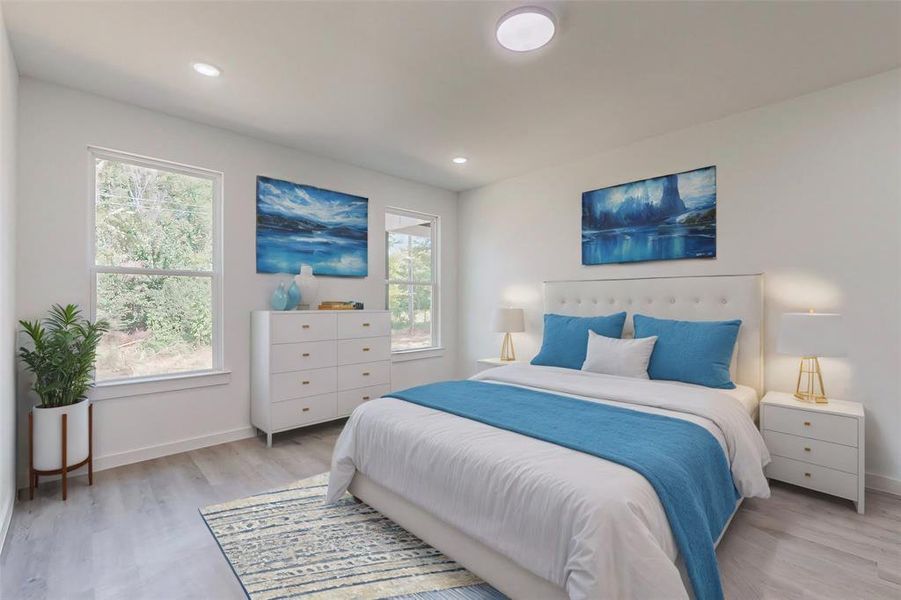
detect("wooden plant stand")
(28, 403), (93, 501)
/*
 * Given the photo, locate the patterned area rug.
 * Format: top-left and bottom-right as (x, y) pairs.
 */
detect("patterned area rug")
(200, 473), (505, 600)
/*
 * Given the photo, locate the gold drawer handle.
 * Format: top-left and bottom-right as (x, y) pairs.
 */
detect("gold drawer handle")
(302, 353), (310, 357)
(804, 447), (811, 452)
(302, 380), (310, 385)
(302, 407), (310, 412)
(362, 396), (371, 401)
(302, 324), (311, 329)
(362, 323), (371, 327)
(362, 372), (370, 376)
(804, 472), (811, 478)
(362, 347), (370, 352)
(803, 421), (811, 426)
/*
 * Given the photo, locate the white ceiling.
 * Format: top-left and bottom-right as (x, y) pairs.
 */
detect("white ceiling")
(4, 1), (900, 191)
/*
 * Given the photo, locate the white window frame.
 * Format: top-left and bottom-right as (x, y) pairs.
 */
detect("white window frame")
(88, 147), (227, 397)
(385, 207), (441, 357)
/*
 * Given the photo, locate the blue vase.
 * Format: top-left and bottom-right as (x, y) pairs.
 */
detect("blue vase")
(287, 281), (301, 310)
(270, 282), (289, 311)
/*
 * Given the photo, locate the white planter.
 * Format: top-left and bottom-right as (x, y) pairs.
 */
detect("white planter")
(33, 399), (90, 471)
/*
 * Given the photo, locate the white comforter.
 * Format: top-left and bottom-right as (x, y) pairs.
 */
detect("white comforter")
(328, 365), (770, 600)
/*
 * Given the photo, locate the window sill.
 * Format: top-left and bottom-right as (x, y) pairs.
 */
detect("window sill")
(90, 370), (232, 401)
(391, 347), (445, 363)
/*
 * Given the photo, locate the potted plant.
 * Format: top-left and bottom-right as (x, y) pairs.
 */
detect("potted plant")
(18, 304), (108, 476)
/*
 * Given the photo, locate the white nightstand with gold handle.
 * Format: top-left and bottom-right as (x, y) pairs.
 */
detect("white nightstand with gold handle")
(760, 391), (865, 513)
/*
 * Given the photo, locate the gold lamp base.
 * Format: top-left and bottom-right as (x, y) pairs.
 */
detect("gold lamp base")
(499, 332), (516, 362)
(795, 356), (828, 403)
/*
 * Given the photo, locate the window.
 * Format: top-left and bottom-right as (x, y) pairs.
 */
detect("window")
(386, 209), (439, 352)
(91, 149), (222, 382)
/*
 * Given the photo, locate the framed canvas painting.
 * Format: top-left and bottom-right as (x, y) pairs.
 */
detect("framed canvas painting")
(581, 166), (716, 265)
(256, 176), (368, 277)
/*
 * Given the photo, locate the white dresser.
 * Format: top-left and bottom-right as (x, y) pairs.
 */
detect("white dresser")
(251, 310), (391, 446)
(760, 391), (865, 513)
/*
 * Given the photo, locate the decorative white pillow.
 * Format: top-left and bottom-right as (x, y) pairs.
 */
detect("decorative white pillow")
(581, 331), (658, 379)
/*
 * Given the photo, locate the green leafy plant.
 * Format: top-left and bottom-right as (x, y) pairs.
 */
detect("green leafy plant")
(18, 304), (110, 408)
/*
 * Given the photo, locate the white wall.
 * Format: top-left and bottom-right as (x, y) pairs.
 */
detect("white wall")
(0, 5), (17, 550)
(16, 78), (457, 480)
(459, 70), (901, 488)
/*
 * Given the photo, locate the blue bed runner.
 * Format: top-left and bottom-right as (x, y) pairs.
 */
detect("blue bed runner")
(390, 380), (740, 600)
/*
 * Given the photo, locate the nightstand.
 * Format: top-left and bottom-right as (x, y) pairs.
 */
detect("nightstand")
(760, 391), (865, 513)
(476, 357), (526, 373)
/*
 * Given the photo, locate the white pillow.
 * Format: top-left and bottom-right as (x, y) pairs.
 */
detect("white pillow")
(581, 331), (658, 379)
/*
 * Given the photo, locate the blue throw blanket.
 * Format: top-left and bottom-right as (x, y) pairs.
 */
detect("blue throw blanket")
(390, 380), (740, 600)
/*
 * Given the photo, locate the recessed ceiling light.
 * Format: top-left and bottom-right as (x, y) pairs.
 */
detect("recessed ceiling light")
(192, 62), (221, 77)
(452, 157), (468, 164)
(496, 7), (556, 52)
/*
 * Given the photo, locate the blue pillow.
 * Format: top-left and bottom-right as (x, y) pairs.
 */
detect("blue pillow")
(531, 312), (627, 370)
(633, 314), (740, 389)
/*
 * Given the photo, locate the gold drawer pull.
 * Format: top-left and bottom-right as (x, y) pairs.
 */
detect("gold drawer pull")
(302, 324), (311, 329)
(302, 380), (310, 385)
(804, 447), (811, 452)
(362, 323), (371, 327)
(803, 421), (811, 426)
(362, 372), (370, 376)
(362, 347), (370, 352)
(302, 407), (310, 412)
(302, 352), (310, 357)
(804, 472), (811, 478)
(362, 396), (371, 400)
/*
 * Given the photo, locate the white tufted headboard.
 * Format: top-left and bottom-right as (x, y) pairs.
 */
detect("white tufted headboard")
(544, 274), (764, 394)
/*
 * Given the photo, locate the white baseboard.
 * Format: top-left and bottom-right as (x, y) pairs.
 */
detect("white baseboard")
(93, 426), (257, 472)
(17, 426), (259, 492)
(0, 494), (12, 557)
(866, 472), (901, 497)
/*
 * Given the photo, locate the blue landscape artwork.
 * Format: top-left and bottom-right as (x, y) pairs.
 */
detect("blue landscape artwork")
(581, 166), (716, 265)
(256, 176), (368, 277)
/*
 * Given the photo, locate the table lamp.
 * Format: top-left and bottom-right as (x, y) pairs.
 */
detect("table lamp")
(777, 311), (845, 403)
(493, 307), (524, 362)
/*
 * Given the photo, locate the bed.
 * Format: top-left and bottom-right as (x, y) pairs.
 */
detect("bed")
(327, 274), (770, 600)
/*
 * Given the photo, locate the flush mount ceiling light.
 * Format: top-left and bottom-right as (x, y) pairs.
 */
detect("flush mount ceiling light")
(452, 156), (468, 164)
(496, 6), (556, 52)
(192, 62), (221, 77)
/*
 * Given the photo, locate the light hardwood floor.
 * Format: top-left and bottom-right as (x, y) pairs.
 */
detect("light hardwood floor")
(1, 420), (899, 600)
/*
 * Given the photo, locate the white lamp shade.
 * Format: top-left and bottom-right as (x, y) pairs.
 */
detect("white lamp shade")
(778, 313), (845, 357)
(493, 307), (525, 333)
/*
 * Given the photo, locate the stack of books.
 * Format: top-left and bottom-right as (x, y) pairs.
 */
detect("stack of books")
(318, 301), (364, 311)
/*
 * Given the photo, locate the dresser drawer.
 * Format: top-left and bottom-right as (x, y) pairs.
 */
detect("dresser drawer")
(337, 312), (390, 339)
(763, 430), (858, 474)
(338, 361), (390, 390)
(271, 393), (337, 430)
(270, 313), (337, 344)
(270, 341), (337, 373)
(270, 367), (337, 402)
(762, 405), (858, 447)
(765, 456), (858, 501)
(338, 384), (390, 416)
(338, 337), (390, 365)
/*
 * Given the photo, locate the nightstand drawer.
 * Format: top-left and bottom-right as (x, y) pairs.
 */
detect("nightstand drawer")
(763, 405), (858, 447)
(765, 456), (858, 501)
(763, 430), (858, 474)
(271, 393), (337, 430)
